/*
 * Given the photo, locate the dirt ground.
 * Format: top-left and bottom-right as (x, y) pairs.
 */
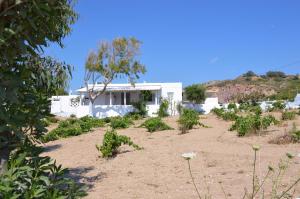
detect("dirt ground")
(43, 114), (300, 199)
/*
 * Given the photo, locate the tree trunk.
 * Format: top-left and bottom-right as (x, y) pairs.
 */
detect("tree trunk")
(0, 131), (13, 174)
(0, 145), (9, 174)
(89, 101), (94, 117)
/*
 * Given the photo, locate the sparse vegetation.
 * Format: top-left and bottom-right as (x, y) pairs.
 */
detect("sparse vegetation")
(230, 114), (278, 136)
(43, 116), (105, 142)
(269, 123), (300, 144)
(281, 111), (297, 120)
(140, 117), (173, 132)
(270, 101), (286, 111)
(177, 109), (201, 134)
(212, 108), (238, 121)
(96, 130), (141, 158)
(183, 146), (300, 199)
(110, 116), (133, 129)
(157, 98), (169, 117)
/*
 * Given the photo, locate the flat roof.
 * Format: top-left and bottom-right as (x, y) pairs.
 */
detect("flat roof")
(76, 82), (181, 92)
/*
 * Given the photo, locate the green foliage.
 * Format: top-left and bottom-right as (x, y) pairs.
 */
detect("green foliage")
(131, 101), (148, 117)
(227, 103), (238, 112)
(157, 98), (169, 117)
(110, 116), (133, 129)
(0, 1), (77, 62)
(96, 130), (141, 158)
(281, 111), (297, 121)
(243, 70), (257, 77)
(239, 102), (263, 115)
(124, 112), (143, 120)
(0, 143), (86, 199)
(230, 114), (278, 136)
(270, 101), (286, 111)
(185, 84), (206, 104)
(291, 125), (300, 143)
(212, 108), (238, 121)
(84, 37), (146, 104)
(0, 1), (77, 172)
(140, 117), (173, 132)
(266, 71), (286, 78)
(177, 109), (200, 134)
(43, 117), (105, 142)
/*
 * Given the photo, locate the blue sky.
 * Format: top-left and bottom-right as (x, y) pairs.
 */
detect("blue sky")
(45, 0), (300, 91)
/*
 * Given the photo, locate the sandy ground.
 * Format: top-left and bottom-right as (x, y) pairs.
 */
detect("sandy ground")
(43, 115), (300, 199)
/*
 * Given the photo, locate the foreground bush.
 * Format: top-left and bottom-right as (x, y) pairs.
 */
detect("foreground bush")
(0, 143), (86, 198)
(110, 116), (133, 129)
(96, 130), (141, 158)
(281, 111), (297, 120)
(178, 109), (200, 134)
(43, 116), (105, 142)
(140, 117), (173, 132)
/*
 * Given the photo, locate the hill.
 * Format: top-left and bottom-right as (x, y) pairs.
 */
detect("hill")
(204, 71), (300, 103)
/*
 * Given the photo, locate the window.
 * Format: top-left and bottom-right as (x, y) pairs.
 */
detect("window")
(140, 90), (153, 102)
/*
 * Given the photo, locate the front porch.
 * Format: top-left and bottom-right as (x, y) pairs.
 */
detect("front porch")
(80, 90), (161, 118)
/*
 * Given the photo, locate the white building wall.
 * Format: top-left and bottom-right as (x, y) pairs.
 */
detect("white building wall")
(50, 82), (183, 118)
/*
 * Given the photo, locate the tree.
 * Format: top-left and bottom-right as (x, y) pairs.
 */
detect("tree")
(84, 37), (146, 115)
(243, 70), (257, 77)
(0, 1), (76, 173)
(266, 71), (286, 78)
(185, 84), (206, 104)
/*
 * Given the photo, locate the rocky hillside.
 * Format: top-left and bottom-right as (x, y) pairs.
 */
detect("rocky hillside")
(204, 71), (300, 103)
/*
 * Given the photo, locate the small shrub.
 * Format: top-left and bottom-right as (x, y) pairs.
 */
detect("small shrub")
(140, 117), (173, 132)
(212, 108), (225, 117)
(178, 109), (199, 134)
(270, 101), (286, 111)
(230, 114), (277, 136)
(110, 116), (133, 129)
(281, 111), (296, 120)
(131, 101), (148, 117)
(46, 116), (59, 123)
(157, 98), (169, 117)
(211, 108), (238, 121)
(79, 116), (105, 129)
(96, 130), (141, 158)
(124, 112), (143, 120)
(70, 114), (76, 118)
(269, 123), (300, 144)
(43, 117), (105, 142)
(227, 103), (238, 112)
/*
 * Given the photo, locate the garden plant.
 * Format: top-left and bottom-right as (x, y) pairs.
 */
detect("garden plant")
(140, 117), (173, 132)
(96, 130), (142, 158)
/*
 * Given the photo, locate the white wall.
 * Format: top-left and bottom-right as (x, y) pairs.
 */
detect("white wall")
(50, 82), (183, 118)
(183, 97), (220, 114)
(160, 83), (182, 115)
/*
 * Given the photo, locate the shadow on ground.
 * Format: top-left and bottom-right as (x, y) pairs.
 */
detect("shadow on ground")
(43, 144), (62, 152)
(67, 166), (106, 189)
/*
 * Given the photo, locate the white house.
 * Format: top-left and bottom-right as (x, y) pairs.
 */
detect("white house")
(183, 97), (220, 114)
(50, 82), (182, 118)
